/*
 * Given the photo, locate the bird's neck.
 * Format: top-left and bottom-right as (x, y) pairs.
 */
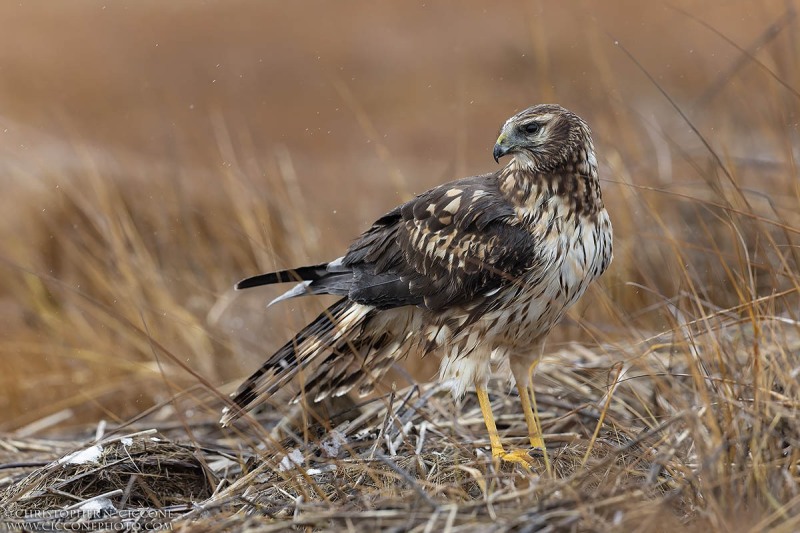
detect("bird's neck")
(499, 145), (604, 219)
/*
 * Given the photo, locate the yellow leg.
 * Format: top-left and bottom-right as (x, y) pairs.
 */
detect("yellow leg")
(526, 360), (553, 476)
(516, 381), (544, 450)
(475, 385), (506, 457)
(476, 386), (532, 467)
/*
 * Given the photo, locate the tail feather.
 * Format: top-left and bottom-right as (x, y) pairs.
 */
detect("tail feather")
(302, 332), (392, 402)
(220, 298), (375, 425)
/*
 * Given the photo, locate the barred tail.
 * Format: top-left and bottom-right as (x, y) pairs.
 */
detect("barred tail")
(220, 298), (377, 426)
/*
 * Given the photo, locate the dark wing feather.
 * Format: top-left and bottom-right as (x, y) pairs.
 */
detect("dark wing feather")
(343, 174), (542, 311)
(235, 263), (331, 289)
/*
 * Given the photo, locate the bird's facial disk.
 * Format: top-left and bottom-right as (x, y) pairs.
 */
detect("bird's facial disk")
(493, 111), (557, 163)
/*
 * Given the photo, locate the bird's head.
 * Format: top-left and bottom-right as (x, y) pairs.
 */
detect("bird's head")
(492, 104), (593, 172)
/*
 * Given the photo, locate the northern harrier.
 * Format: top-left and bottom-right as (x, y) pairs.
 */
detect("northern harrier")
(221, 104), (613, 465)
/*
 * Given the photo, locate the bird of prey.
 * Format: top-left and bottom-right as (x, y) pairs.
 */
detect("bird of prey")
(221, 104), (613, 466)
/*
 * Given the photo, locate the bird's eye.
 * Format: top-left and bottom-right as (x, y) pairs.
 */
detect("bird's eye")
(523, 122), (541, 135)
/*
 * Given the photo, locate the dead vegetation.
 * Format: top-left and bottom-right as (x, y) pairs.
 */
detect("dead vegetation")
(2, 315), (799, 530)
(1, 1), (800, 531)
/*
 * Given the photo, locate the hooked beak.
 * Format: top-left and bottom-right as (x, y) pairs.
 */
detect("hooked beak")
(492, 132), (512, 163)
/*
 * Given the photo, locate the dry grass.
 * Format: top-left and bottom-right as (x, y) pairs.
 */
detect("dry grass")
(1, 1), (799, 531)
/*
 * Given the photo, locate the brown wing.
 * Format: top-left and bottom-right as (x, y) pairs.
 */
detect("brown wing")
(343, 174), (544, 311)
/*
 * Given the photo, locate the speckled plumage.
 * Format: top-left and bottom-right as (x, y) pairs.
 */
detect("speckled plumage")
(221, 104), (612, 431)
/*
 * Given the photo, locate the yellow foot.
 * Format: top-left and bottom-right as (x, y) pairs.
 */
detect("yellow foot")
(495, 448), (536, 467)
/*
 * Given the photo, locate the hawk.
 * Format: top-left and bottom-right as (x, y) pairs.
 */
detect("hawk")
(221, 104), (613, 466)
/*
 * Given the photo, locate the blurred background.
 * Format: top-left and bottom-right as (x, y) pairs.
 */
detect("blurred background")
(0, 0), (797, 431)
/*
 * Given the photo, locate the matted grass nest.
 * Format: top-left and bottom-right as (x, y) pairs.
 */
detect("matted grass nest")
(2, 314), (798, 531)
(1, 431), (214, 529)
